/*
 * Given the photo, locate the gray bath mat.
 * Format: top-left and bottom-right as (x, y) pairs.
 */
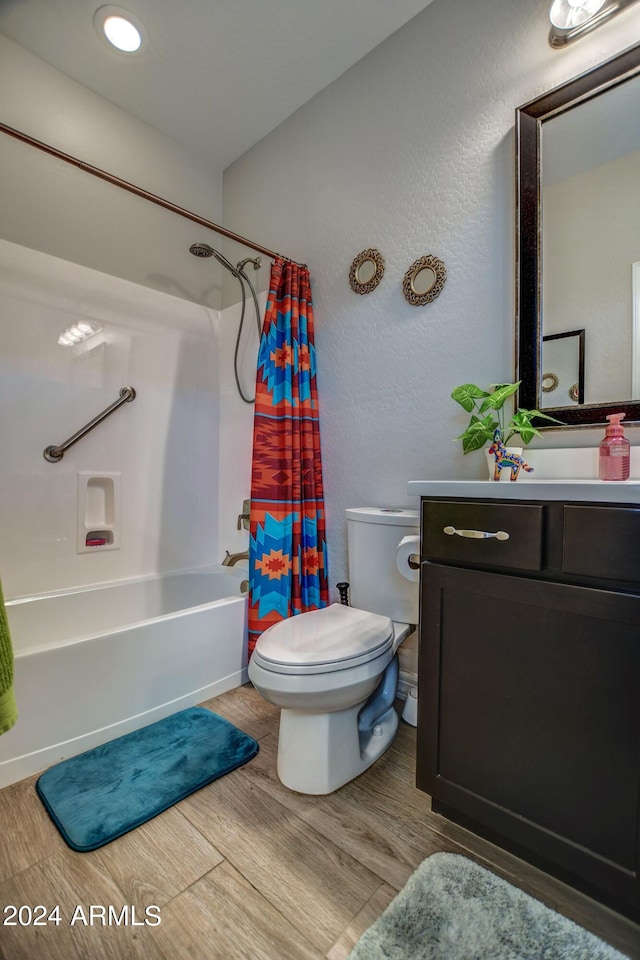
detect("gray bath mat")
(348, 852), (630, 960)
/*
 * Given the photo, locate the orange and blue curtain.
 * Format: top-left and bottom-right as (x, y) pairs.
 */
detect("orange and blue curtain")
(248, 258), (329, 657)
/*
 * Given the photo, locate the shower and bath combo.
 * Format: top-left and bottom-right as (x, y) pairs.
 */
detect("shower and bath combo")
(189, 242), (262, 403)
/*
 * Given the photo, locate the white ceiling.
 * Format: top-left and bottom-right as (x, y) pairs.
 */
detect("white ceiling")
(0, 0), (436, 169)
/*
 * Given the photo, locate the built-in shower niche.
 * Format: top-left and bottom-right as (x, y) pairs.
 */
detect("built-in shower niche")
(77, 472), (120, 553)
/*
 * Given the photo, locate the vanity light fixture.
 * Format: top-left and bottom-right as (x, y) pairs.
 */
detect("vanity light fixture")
(94, 6), (146, 53)
(549, 0), (640, 46)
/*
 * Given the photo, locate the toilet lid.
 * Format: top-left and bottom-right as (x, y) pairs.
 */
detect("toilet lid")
(252, 603), (394, 675)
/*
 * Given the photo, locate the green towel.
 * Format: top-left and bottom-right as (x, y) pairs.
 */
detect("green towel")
(0, 576), (17, 735)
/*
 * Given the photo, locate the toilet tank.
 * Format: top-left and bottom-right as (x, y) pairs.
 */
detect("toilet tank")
(346, 507), (419, 624)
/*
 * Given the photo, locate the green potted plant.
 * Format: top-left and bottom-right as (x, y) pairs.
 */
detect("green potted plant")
(451, 381), (560, 456)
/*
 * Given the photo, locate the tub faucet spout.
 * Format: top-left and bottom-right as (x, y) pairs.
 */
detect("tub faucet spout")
(222, 550), (249, 567)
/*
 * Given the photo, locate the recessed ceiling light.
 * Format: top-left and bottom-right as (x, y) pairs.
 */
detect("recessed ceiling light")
(94, 6), (146, 54)
(103, 16), (140, 51)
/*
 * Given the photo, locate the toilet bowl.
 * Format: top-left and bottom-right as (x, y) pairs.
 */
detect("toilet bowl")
(248, 603), (410, 794)
(248, 506), (419, 795)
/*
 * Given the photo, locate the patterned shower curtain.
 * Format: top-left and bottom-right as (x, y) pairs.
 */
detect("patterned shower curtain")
(248, 257), (329, 657)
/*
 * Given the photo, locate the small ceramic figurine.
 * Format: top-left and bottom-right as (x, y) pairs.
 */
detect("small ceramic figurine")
(487, 429), (534, 481)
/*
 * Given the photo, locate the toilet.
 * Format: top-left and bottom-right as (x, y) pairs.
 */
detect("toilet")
(248, 507), (419, 794)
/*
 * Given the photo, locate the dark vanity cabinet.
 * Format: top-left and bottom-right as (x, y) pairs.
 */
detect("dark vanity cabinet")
(416, 496), (640, 921)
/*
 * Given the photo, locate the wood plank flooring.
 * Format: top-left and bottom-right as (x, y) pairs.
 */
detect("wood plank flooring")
(0, 683), (638, 960)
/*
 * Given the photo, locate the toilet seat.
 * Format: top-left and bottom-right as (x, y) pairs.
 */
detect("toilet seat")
(252, 603), (394, 676)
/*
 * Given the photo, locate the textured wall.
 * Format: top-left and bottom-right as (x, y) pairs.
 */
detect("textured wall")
(223, 0), (640, 590)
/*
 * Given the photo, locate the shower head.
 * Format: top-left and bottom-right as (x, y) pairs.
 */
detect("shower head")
(189, 241), (263, 405)
(237, 256), (262, 273)
(189, 242), (216, 258)
(189, 242), (241, 278)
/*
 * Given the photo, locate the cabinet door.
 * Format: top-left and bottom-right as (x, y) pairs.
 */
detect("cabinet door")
(417, 562), (640, 919)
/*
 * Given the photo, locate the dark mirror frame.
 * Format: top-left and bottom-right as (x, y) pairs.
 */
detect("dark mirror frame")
(516, 42), (640, 427)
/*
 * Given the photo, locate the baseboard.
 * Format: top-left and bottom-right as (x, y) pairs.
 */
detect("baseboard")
(397, 669), (418, 701)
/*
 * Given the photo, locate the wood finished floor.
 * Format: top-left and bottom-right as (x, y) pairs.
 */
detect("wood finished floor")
(0, 683), (638, 960)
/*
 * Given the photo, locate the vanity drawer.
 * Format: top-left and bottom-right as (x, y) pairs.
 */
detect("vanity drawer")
(422, 500), (544, 572)
(563, 505), (640, 585)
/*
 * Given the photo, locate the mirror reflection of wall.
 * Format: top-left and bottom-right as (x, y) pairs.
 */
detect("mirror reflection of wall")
(541, 73), (640, 407)
(633, 261), (640, 399)
(412, 267), (436, 296)
(541, 330), (585, 409)
(356, 259), (377, 285)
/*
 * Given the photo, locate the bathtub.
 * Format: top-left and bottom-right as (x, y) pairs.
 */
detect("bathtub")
(0, 566), (248, 788)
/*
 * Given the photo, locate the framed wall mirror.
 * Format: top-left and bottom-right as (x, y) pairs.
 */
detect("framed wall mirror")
(516, 42), (640, 427)
(348, 248), (385, 295)
(402, 254), (447, 306)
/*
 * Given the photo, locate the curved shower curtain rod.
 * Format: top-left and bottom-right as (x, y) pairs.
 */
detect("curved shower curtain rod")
(0, 121), (305, 269)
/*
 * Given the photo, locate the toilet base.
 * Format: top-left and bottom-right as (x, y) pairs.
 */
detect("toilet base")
(276, 702), (399, 794)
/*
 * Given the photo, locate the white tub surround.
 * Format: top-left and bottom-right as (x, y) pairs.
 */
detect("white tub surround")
(0, 239), (221, 599)
(0, 567), (248, 788)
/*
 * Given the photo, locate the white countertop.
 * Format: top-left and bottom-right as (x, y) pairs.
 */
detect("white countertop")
(408, 447), (640, 502)
(407, 479), (640, 503)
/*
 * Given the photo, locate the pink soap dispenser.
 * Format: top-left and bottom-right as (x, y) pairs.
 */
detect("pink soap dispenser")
(599, 413), (630, 481)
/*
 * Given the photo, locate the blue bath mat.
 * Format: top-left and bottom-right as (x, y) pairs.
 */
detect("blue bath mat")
(36, 707), (259, 851)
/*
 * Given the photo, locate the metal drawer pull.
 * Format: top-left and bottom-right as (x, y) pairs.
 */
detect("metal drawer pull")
(443, 525), (510, 541)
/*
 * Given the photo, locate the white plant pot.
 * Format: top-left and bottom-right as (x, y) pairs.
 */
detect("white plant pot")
(485, 446), (524, 481)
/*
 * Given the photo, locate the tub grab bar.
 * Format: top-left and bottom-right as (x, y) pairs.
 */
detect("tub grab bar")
(43, 386), (137, 462)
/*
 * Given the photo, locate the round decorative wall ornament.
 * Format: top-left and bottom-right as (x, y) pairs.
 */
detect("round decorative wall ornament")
(348, 248), (385, 295)
(402, 254), (447, 306)
(541, 372), (559, 393)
